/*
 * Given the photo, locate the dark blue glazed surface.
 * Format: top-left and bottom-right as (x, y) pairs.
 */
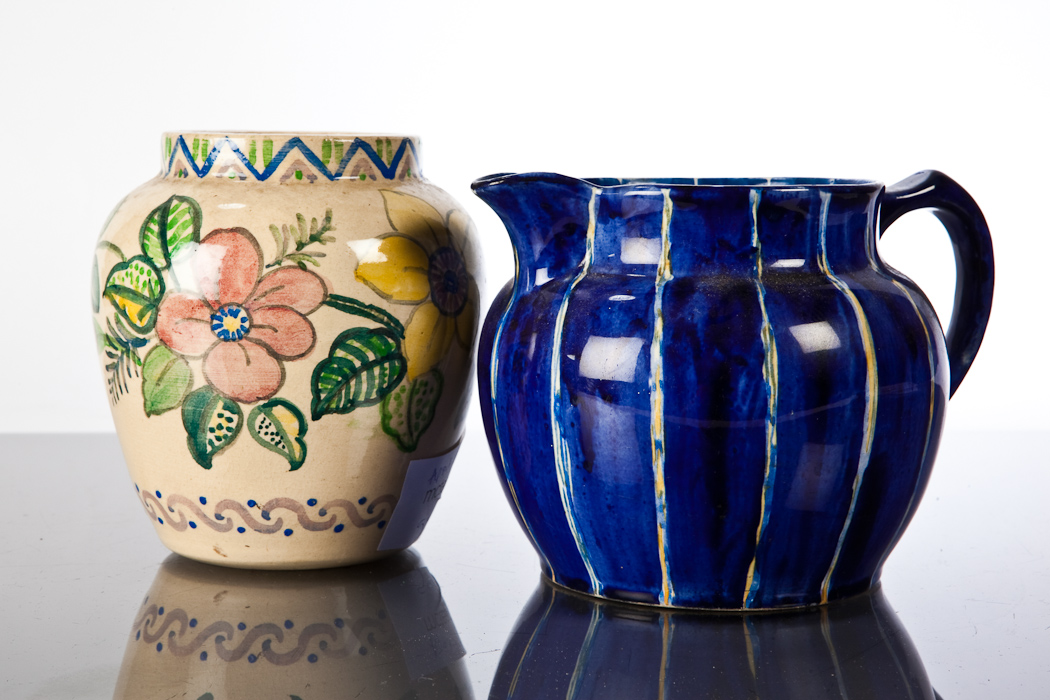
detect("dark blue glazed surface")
(489, 580), (940, 699)
(473, 172), (992, 609)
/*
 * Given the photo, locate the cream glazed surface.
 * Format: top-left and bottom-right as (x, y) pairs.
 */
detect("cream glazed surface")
(91, 132), (480, 568)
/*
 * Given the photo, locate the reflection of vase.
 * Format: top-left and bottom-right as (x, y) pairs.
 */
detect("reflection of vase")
(490, 580), (937, 699)
(113, 551), (472, 700)
(91, 133), (480, 568)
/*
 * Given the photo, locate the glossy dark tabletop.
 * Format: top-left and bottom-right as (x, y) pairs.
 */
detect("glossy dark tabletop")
(1, 428), (1047, 698)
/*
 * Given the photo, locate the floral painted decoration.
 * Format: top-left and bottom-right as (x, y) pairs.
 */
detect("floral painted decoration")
(353, 191), (478, 380)
(155, 227), (327, 403)
(94, 192), (474, 470)
(350, 191), (479, 451)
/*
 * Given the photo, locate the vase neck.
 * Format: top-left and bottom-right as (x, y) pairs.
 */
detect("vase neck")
(160, 132), (422, 183)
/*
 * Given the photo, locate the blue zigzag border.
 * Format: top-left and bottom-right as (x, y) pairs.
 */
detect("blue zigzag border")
(165, 136), (419, 181)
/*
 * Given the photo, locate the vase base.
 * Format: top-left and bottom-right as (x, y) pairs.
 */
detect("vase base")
(155, 524), (405, 571)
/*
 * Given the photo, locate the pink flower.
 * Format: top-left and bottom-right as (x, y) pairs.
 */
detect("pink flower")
(156, 227), (328, 403)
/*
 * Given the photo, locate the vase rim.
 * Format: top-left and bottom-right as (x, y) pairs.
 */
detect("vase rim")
(163, 130), (420, 139)
(160, 132), (423, 183)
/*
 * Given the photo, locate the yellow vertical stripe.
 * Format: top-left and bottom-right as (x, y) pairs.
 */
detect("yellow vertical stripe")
(551, 187), (601, 594)
(819, 191), (879, 604)
(743, 189), (780, 608)
(657, 612), (674, 700)
(491, 256), (558, 581)
(820, 606), (852, 699)
(650, 190), (676, 606)
(565, 604), (601, 700)
(507, 591), (557, 698)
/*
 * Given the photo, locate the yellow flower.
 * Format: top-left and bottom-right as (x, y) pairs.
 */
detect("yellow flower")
(351, 190), (478, 379)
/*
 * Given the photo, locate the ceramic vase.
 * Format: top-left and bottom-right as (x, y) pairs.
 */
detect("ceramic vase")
(91, 132), (480, 569)
(474, 170), (993, 609)
(113, 552), (472, 699)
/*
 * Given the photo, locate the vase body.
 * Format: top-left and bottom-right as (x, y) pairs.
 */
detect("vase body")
(92, 132), (480, 569)
(474, 173), (992, 609)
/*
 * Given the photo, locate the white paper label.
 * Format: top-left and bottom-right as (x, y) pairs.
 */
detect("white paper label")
(378, 442), (461, 551)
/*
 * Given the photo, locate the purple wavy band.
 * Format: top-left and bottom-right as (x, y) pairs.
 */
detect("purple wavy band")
(133, 605), (391, 665)
(138, 489), (397, 534)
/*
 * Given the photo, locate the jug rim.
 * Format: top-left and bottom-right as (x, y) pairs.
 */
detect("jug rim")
(472, 172), (882, 192)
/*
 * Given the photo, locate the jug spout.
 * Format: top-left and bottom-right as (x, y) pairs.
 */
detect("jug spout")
(472, 172), (596, 291)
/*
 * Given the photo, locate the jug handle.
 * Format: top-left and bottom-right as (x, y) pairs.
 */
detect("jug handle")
(880, 170), (994, 397)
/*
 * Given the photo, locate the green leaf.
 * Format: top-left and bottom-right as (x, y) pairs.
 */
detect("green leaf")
(249, 399), (308, 470)
(182, 386), (242, 469)
(142, 345), (192, 416)
(381, 369), (443, 452)
(310, 328), (406, 421)
(103, 256), (165, 333)
(139, 195), (202, 268)
(323, 294), (405, 336)
(92, 241), (126, 314)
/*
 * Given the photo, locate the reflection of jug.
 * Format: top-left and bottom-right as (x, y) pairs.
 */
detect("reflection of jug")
(113, 551), (472, 700)
(490, 579), (939, 699)
(474, 172), (993, 609)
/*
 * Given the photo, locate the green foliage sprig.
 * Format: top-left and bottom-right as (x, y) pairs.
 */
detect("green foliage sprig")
(267, 209), (336, 269)
(101, 316), (148, 403)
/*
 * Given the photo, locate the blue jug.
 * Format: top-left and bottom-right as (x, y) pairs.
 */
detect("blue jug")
(473, 171), (992, 609)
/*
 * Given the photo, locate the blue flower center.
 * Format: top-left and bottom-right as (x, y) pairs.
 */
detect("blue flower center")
(211, 305), (250, 342)
(428, 246), (469, 316)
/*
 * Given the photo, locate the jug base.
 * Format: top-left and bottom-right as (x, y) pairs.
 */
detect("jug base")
(541, 572), (878, 612)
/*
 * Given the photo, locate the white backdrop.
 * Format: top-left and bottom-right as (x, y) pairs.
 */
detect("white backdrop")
(1, 0), (1045, 433)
